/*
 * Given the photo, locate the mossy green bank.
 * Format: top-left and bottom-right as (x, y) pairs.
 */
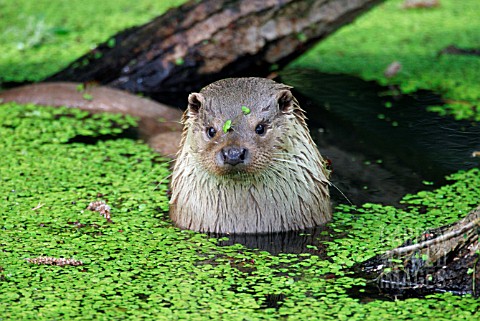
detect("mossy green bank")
(0, 104), (478, 320)
(0, 0), (184, 82)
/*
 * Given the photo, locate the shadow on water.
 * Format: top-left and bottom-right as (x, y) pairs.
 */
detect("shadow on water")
(218, 69), (479, 255)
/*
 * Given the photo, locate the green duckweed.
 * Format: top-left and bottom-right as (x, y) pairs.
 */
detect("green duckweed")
(0, 103), (478, 320)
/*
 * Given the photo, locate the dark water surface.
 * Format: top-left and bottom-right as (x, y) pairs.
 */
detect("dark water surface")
(281, 69), (479, 207)
(220, 69), (479, 254)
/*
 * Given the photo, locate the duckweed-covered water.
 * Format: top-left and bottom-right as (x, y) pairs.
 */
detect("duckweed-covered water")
(1, 103), (478, 320)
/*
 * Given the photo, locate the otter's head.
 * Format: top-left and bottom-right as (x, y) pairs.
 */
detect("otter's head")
(182, 77), (304, 176)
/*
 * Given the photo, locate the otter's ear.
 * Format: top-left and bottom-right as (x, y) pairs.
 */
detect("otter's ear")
(187, 93), (204, 116)
(277, 90), (294, 113)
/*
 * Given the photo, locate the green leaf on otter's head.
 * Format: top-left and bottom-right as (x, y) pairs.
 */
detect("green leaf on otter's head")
(223, 119), (232, 133)
(241, 106), (251, 115)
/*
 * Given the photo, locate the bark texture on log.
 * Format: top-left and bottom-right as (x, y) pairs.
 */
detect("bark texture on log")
(358, 206), (480, 297)
(47, 0), (382, 104)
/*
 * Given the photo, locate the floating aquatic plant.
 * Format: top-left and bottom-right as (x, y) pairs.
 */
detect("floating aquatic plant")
(0, 102), (478, 320)
(241, 106), (251, 115)
(223, 119), (232, 133)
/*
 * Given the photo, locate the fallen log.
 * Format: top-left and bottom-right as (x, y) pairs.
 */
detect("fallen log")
(357, 206), (480, 297)
(47, 0), (382, 104)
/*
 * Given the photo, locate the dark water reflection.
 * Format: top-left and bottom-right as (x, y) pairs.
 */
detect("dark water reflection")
(215, 225), (333, 256)
(282, 69), (479, 207)
(219, 69), (479, 254)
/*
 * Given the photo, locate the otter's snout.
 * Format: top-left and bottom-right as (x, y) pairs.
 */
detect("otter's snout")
(221, 146), (248, 166)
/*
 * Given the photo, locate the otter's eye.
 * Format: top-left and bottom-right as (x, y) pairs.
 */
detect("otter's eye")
(207, 127), (217, 138)
(255, 124), (266, 136)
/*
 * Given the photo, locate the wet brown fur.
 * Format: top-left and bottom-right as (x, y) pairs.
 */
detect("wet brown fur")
(170, 78), (331, 234)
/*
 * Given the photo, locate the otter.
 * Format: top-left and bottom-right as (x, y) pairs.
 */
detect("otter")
(170, 77), (331, 234)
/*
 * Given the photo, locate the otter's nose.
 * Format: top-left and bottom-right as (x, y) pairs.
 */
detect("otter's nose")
(221, 147), (248, 166)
